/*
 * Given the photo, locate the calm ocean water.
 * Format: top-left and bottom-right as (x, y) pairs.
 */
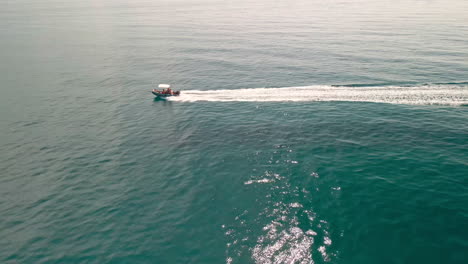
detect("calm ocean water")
(1, 0), (468, 263)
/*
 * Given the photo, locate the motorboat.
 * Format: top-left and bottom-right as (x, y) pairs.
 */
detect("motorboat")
(152, 84), (180, 98)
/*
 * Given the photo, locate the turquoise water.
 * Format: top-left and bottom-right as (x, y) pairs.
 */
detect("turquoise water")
(1, 0), (468, 263)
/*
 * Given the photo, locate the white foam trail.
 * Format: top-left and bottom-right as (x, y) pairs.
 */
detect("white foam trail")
(171, 85), (468, 105)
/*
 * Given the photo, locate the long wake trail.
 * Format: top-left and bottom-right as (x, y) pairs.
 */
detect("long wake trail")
(171, 85), (468, 105)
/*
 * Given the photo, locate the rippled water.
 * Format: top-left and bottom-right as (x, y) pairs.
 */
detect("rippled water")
(1, 0), (468, 263)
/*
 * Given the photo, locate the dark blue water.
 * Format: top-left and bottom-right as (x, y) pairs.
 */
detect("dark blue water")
(1, 0), (468, 263)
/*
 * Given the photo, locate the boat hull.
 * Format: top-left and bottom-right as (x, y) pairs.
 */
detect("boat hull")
(151, 91), (180, 98)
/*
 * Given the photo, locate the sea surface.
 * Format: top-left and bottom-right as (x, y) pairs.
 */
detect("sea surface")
(1, 0), (468, 263)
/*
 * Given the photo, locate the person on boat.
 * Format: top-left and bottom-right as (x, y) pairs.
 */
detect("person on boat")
(167, 87), (173, 95)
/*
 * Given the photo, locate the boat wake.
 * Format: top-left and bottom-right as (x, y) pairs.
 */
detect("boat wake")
(171, 84), (468, 106)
